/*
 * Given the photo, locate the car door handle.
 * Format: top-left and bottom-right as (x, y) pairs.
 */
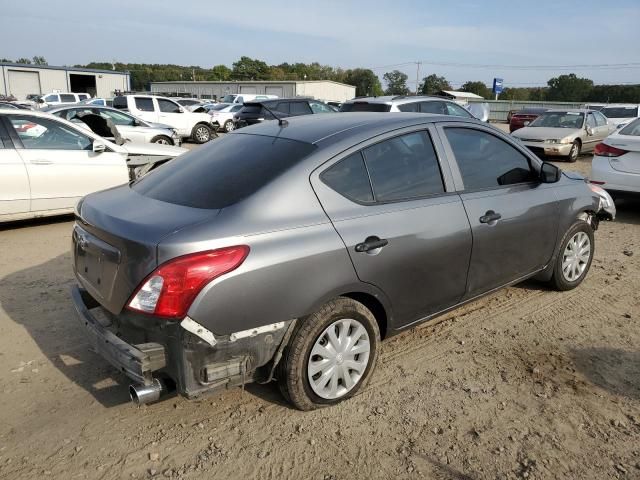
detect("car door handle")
(479, 210), (502, 224)
(30, 159), (53, 165)
(355, 236), (389, 253)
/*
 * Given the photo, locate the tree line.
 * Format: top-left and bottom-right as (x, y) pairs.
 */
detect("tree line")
(2, 56), (638, 103)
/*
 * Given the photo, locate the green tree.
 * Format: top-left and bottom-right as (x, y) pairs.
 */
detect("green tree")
(344, 68), (383, 97)
(16, 58), (31, 65)
(420, 74), (451, 95)
(231, 56), (270, 80)
(459, 81), (490, 98)
(500, 87), (530, 101)
(32, 56), (47, 65)
(209, 64), (231, 81)
(546, 73), (593, 102)
(383, 70), (410, 95)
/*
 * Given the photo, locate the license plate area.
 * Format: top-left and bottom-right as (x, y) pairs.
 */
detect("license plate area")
(73, 226), (121, 302)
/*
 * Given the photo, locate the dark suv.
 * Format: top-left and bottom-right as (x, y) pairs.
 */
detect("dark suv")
(234, 98), (335, 128)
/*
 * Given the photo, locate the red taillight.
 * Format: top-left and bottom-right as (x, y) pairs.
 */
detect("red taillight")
(594, 143), (628, 158)
(127, 246), (249, 319)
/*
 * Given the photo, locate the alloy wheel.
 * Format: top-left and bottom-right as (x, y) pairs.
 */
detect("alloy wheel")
(562, 231), (591, 282)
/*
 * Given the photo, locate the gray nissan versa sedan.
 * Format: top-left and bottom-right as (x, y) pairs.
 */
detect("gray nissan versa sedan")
(71, 113), (615, 410)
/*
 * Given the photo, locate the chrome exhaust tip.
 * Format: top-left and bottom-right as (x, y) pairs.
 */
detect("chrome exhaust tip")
(129, 378), (166, 406)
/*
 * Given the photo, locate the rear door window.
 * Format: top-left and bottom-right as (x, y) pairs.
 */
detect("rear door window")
(398, 102), (420, 112)
(290, 102), (312, 115)
(132, 134), (316, 209)
(321, 152), (374, 203)
(134, 97), (155, 112)
(362, 131), (444, 202)
(273, 102), (290, 114)
(59, 94), (76, 102)
(444, 127), (536, 190)
(340, 102), (392, 112)
(419, 101), (447, 114)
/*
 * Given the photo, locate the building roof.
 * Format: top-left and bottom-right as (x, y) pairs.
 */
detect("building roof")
(0, 62), (129, 75)
(439, 90), (485, 100)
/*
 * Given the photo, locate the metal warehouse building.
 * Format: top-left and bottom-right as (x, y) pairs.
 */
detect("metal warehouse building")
(150, 80), (356, 103)
(0, 63), (131, 100)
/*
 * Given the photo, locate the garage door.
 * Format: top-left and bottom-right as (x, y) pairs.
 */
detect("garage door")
(7, 70), (41, 100)
(239, 86), (257, 94)
(265, 86), (283, 97)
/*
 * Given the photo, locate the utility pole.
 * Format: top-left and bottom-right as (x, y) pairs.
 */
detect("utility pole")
(415, 61), (422, 95)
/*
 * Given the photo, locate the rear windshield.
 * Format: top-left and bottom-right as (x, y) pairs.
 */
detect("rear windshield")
(619, 118), (640, 136)
(113, 96), (128, 110)
(600, 106), (638, 119)
(132, 134), (316, 209)
(340, 102), (392, 112)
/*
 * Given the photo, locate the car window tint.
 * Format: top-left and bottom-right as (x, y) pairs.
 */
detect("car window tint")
(132, 134), (316, 209)
(113, 97), (128, 109)
(273, 102), (290, 114)
(398, 102), (419, 112)
(445, 102), (474, 118)
(60, 94), (76, 102)
(593, 111), (607, 127)
(134, 97), (155, 112)
(586, 114), (597, 128)
(290, 102), (312, 115)
(362, 131), (444, 202)
(309, 101), (334, 114)
(8, 115), (92, 151)
(158, 99), (181, 113)
(321, 152), (373, 203)
(231, 105), (243, 112)
(340, 102), (392, 112)
(445, 127), (536, 190)
(600, 106), (639, 119)
(419, 101), (447, 115)
(44, 94), (59, 102)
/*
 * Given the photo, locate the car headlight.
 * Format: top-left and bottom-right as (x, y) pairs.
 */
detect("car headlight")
(588, 183), (616, 220)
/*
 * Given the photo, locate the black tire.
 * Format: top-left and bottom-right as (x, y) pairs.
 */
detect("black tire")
(223, 120), (235, 132)
(549, 220), (594, 291)
(568, 140), (581, 162)
(191, 124), (212, 144)
(150, 135), (174, 145)
(278, 297), (380, 411)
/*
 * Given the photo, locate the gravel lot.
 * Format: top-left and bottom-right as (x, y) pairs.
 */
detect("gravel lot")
(0, 134), (639, 480)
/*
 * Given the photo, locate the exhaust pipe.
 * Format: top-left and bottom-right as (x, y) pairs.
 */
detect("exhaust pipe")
(129, 378), (167, 406)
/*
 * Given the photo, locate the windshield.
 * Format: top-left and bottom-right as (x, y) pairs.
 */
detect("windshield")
(600, 106), (638, 119)
(132, 134), (316, 209)
(529, 112), (584, 129)
(222, 95), (237, 103)
(619, 118), (640, 136)
(340, 102), (392, 112)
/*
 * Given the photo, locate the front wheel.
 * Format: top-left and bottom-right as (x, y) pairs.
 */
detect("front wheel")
(278, 297), (380, 410)
(150, 135), (173, 145)
(223, 120), (235, 132)
(568, 140), (581, 162)
(191, 124), (212, 143)
(549, 220), (594, 291)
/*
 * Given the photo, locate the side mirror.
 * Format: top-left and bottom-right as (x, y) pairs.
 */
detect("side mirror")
(540, 162), (560, 183)
(92, 141), (107, 153)
(586, 127), (594, 136)
(178, 107), (185, 113)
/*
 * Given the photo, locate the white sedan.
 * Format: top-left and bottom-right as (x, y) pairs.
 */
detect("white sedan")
(591, 118), (640, 195)
(202, 103), (244, 132)
(0, 108), (186, 223)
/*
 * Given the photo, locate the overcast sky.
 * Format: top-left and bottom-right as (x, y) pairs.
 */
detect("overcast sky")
(2, 0), (639, 88)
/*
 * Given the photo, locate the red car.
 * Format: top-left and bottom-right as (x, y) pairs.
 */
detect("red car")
(509, 108), (548, 132)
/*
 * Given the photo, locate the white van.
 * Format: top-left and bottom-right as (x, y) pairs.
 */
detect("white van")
(598, 104), (640, 129)
(38, 92), (90, 107)
(221, 94), (278, 104)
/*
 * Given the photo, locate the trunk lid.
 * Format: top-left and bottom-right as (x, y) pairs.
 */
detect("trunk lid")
(74, 185), (219, 314)
(605, 134), (640, 174)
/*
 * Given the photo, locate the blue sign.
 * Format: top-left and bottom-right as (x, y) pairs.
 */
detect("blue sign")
(493, 78), (504, 94)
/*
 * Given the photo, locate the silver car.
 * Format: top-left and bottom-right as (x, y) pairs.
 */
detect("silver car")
(71, 113), (615, 410)
(43, 105), (181, 146)
(512, 109), (615, 162)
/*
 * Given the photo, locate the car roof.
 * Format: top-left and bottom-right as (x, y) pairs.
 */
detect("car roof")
(245, 98), (312, 105)
(230, 112), (478, 146)
(344, 95), (445, 105)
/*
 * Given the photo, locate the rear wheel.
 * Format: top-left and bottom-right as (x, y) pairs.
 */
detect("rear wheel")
(150, 135), (173, 145)
(278, 297), (380, 410)
(191, 124), (212, 143)
(223, 120), (235, 132)
(568, 140), (581, 162)
(549, 220), (594, 290)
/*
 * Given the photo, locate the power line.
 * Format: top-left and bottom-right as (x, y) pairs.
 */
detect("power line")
(371, 60), (640, 72)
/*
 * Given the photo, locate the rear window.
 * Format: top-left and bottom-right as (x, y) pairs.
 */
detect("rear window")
(60, 94), (76, 102)
(340, 102), (392, 112)
(600, 106), (638, 119)
(132, 134), (316, 209)
(113, 96), (128, 109)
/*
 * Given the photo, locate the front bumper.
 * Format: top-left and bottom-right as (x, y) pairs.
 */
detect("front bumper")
(71, 286), (290, 400)
(522, 142), (573, 157)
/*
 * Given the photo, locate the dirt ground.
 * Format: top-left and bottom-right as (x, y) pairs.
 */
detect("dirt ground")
(0, 151), (639, 480)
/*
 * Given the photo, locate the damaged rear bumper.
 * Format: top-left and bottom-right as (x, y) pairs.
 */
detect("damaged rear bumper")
(71, 286), (291, 403)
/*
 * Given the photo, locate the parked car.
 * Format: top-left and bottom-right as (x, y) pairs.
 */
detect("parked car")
(0, 108), (186, 223)
(598, 104), (640, 129)
(511, 109), (615, 161)
(340, 95), (478, 119)
(201, 103), (243, 132)
(172, 98), (204, 110)
(221, 94), (278, 104)
(70, 112), (614, 410)
(0, 102), (19, 109)
(44, 105), (182, 145)
(37, 92), (90, 107)
(79, 98), (114, 107)
(509, 108), (548, 132)
(234, 98), (336, 128)
(591, 117), (640, 195)
(113, 95), (216, 143)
